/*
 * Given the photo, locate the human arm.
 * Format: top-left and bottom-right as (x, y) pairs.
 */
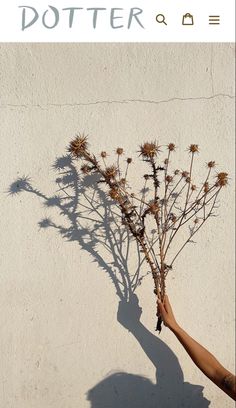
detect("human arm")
(157, 295), (236, 400)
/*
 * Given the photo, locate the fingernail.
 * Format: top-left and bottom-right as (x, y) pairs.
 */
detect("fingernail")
(157, 298), (161, 304)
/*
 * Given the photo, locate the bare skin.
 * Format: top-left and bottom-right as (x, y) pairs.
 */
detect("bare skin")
(157, 296), (236, 401)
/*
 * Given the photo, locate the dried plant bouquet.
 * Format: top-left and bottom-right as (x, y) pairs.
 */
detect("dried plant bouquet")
(68, 135), (228, 332)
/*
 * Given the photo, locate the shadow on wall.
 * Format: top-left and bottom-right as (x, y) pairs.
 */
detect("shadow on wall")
(86, 294), (210, 408)
(9, 154), (211, 408)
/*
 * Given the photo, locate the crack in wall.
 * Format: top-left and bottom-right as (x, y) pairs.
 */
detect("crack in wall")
(0, 93), (235, 110)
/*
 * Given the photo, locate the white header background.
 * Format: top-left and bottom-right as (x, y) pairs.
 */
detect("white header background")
(0, 0), (235, 42)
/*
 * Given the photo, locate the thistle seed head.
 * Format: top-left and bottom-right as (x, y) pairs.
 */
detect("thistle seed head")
(81, 164), (91, 174)
(168, 143), (176, 152)
(127, 158), (132, 164)
(105, 165), (118, 179)
(182, 171), (189, 178)
(149, 201), (160, 214)
(101, 151), (107, 158)
(109, 188), (122, 201)
(166, 175), (173, 184)
(188, 144), (199, 154)
(207, 161), (216, 168)
(139, 142), (160, 159)
(215, 172), (228, 187)
(116, 147), (124, 156)
(68, 135), (88, 158)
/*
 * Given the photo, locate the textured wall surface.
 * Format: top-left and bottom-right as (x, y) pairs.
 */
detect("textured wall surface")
(0, 43), (235, 408)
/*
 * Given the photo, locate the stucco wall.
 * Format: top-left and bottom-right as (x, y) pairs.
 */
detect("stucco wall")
(0, 43), (235, 407)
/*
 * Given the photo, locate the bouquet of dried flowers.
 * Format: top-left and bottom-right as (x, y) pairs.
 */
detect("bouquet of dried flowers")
(68, 135), (228, 332)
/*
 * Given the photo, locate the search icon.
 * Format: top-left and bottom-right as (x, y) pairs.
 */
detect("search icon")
(156, 14), (167, 25)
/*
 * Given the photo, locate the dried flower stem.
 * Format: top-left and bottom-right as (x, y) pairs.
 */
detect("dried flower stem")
(68, 135), (228, 332)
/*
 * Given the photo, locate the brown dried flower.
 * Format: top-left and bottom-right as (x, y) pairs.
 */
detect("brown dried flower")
(164, 158), (169, 165)
(109, 188), (122, 201)
(139, 142), (160, 159)
(185, 177), (191, 183)
(81, 164), (91, 174)
(119, 178), (127, 186)
(105, 165), (118, 179)
(216, 172), (228, 187)
(166, 175), (173, 184)
(188, 144), (199, 154)
(149, 201), (160, 214)
(194, 218), (200, 224)
(170, 213), (177, 223)
(174, 169), (180, 175)
(101, 151), (107, 158)
(68, 135), (88, 158)
(168, 143), (176, 152)
(116, 147), (124, 156)
(207, 161), (216, 168)
(191, 184), (197, 191)
(182, 171), (189, 178)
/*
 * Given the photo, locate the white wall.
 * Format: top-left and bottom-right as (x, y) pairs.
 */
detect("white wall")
(0, 43), (235, 408)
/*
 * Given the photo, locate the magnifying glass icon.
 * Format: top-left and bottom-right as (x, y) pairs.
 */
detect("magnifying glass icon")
(156, 14), (167, 25)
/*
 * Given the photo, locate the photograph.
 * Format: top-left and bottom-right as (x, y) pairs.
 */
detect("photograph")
(0, 41), (235, 407)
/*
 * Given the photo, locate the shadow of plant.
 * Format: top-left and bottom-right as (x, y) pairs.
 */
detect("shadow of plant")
(9, 155), (211, 407)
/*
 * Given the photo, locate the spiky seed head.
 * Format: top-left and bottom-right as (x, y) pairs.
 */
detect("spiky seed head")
(164, 158), (169, 165)
(215, 172), (228, 187)
(105, 165), (118, 179)
(68, 135), (88, 158)
(166, 175), (173, 184)
(182, 171), (189, 178)
(139, 142), (160, 159)
(144, 174), (149, 180)
(188, 144), (199, 154)
(168, 143), (176, 152)
(191, 184), (197, 191)
(149, 201), (159, 214)
(116, 147), (124, 156)
(119, 178), (126, 186)
(101, 151), (107, 158)
(186, 177), (191, 183)
(109, 188), (122, 201)
(81, 164), (91, 174)
(174, 169), (180, 175)
(207, 161), (216, 168)
(127, 158), (132, 164)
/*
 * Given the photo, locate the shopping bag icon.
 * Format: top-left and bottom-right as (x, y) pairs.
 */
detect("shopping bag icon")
(182, 13), (194, 25)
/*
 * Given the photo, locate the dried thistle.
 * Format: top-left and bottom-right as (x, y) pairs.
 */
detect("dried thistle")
(188, 144), (199, 154)
(67, 136), (228, 333)
(116, 147), (124, 156)
(208, 161), (216, 168)
(68, 135), (88, 158)
(105, 165), (118, 179)
(139, 142), (160, 159)
(168, 143), (176, 152)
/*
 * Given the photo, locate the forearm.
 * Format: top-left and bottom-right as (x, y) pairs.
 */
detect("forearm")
(171, 324), (236, 400)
